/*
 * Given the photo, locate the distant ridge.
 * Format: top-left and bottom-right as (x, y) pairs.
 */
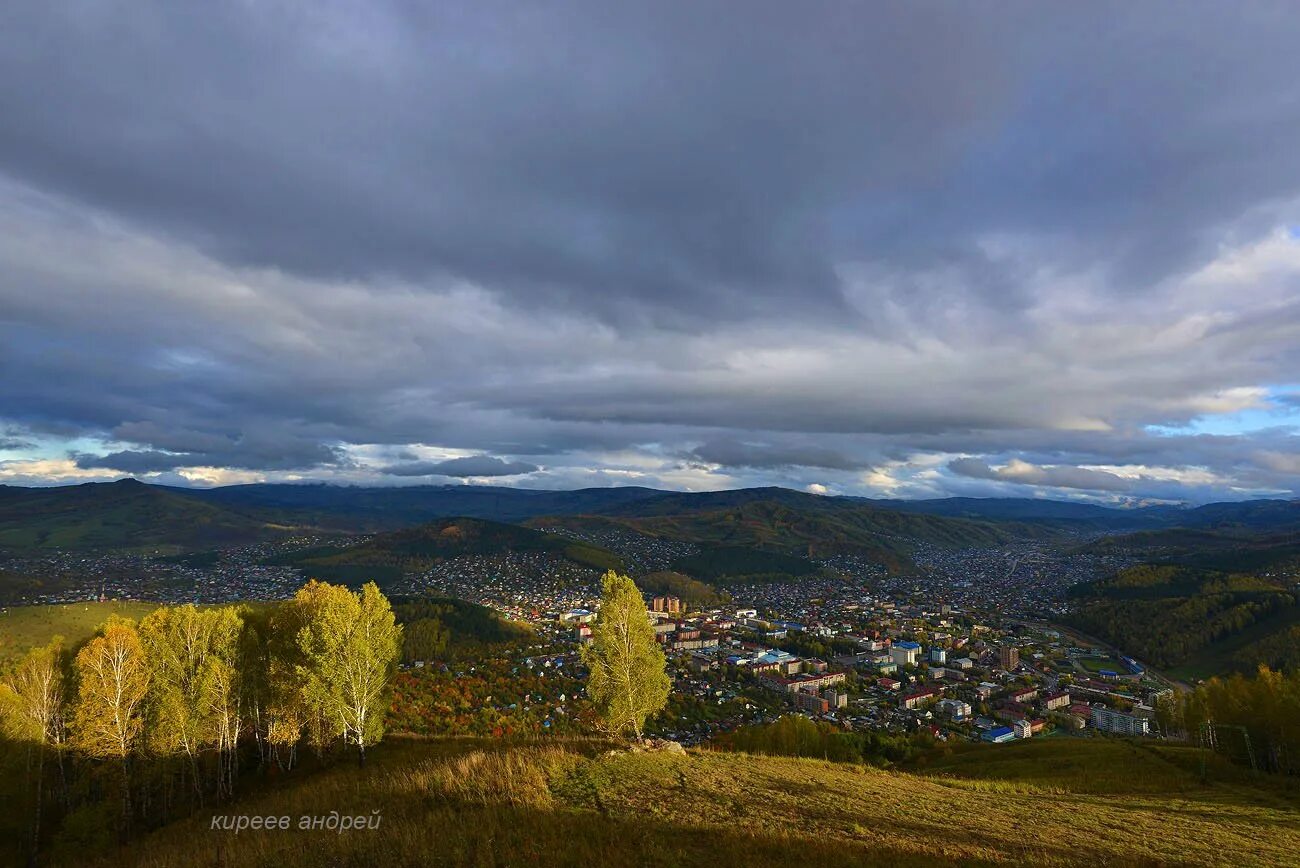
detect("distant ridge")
(1, 479), (1296, 553)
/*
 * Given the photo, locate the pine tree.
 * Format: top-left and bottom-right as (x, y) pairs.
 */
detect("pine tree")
(581, 571), (671, 742)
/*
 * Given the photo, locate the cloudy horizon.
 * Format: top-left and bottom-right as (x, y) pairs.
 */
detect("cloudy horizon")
(2, 2), (1298, 504)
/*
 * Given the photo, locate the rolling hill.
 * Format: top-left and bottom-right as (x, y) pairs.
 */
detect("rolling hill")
(1066, 563), (1300, 677)
(0, 479), (302, 551)
(274, 517), (625, 585)
(534, 498), (1052, 576)
(176, 482), (667, 527)
(41, 736), (1300, 867)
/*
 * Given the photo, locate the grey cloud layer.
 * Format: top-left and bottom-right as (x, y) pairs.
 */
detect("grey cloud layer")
(380, 456), (540, 478)
(1, 2), (1298, 500)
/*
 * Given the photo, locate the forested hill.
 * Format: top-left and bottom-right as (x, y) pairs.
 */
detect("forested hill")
(3, 479), (1297, 562)
(534, 499), (1054, 575)
(1066, 563), (1300, 677)
(274, 517), (625, 585)
(0, 479), (298, 551)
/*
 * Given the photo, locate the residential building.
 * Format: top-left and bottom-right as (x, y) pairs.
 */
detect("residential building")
(936, 698), (972, 721)
(652, 595), (684, 615)
(1042, 691), (1071, 711)
(999, 645), (1020, 670)
(1092, 706), (1151, 736)
(1013, 719), (1033, 739)
(900, 686), (942, 710)
(891, 640), (921, 667)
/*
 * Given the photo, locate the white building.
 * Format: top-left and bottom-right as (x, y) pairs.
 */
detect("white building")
(1092, 706), (1151, 736)
(890, 641), (921, 667)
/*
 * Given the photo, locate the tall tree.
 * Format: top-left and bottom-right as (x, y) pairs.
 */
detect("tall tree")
(139, 605), (213, 799)
(71, 616), (151, 827)
(294, 580), (403, 765)
(581, 571), (671, 742)
(0, 637), (68, 864)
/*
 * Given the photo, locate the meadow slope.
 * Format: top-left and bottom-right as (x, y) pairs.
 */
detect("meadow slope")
(76, 737), (1300, 868)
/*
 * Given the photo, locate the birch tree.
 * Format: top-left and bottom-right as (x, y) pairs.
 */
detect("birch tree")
(0, 636), (68, 861)
(294, 580), (402, 765)
(71, 616), (150, 827)
(581, 571), (671, 742)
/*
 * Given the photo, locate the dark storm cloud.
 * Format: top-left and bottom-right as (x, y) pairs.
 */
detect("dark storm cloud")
(74, 439), (345, 474)
(4, 2), (1299, 324)
(689, 439), (869, 472)
(379, 456), (539, 478)
(1, 2), (1300, 500)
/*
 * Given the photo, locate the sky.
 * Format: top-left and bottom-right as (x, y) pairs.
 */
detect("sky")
(1, 1), (1298, 504)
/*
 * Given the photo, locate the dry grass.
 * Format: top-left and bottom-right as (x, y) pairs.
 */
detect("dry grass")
(62, 736), (1300, 868)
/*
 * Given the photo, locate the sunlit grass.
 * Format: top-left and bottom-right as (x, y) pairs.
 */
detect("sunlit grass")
(61, 735), (1300, 868)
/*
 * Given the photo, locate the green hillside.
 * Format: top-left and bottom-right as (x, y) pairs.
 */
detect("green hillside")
(636, 571), (730, 607)
(0, 479), (300, 552)
(392, 595), (535, 662)
(533, 499), (1045, 577)
(1080, 527), (1300, 573)
(280, 517), (624, 581)
(61, 736), (1300, 868)
(1066, 564), (1300, 677)
(0, 600), (158, 672)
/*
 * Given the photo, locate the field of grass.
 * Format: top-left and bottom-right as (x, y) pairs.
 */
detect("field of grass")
(0, 600), (157, 671)
(1076, 655), (1124, 674)
(61, 736), (1300, 867)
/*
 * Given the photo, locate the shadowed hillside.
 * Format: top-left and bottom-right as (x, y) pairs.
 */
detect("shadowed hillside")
(274, 517), (624, 584)
(0, 479), (300, 551)
(56, 736), (1300, 868)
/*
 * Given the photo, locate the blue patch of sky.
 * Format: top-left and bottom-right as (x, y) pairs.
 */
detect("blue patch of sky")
(1146, 385), (1300, 436)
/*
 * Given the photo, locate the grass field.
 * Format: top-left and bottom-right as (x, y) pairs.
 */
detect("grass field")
(1075, 655), (1125, 674)
(0, 600), (158, 671)
(54, 735), (1300, 868)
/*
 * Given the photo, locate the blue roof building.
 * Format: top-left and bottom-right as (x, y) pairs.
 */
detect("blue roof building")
(982, 726), (1016, 743)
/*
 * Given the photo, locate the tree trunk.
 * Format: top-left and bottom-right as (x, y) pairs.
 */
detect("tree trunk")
(28, 741), (44, 868)
(119, 756), (133, 840)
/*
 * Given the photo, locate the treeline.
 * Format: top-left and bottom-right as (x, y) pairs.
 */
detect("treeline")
(770, 632), (860, 662)
(636, 571), (730, 608)
(717, 715), (934, 767)
(1069, 593), (1296, 668)
(392, 596), (532, 663)
(0, 580), (401, 860)
(1159, 666), (1300, 776)
(671, 545), (819, 582)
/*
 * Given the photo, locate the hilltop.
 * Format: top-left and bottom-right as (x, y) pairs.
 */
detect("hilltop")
(0, 479), (302, 552)
(272, 516), (625, 586)
(532, 498), (1048, 576)
(57, 736), (1300, 868)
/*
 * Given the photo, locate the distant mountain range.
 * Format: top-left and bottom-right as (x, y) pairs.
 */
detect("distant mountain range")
(1, 479), (1297, 555)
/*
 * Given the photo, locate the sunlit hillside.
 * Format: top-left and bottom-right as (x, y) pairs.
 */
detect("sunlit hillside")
(62, 737), (1300, 868)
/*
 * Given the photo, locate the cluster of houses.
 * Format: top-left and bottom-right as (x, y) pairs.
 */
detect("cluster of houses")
(561, 594), (1167, 743)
